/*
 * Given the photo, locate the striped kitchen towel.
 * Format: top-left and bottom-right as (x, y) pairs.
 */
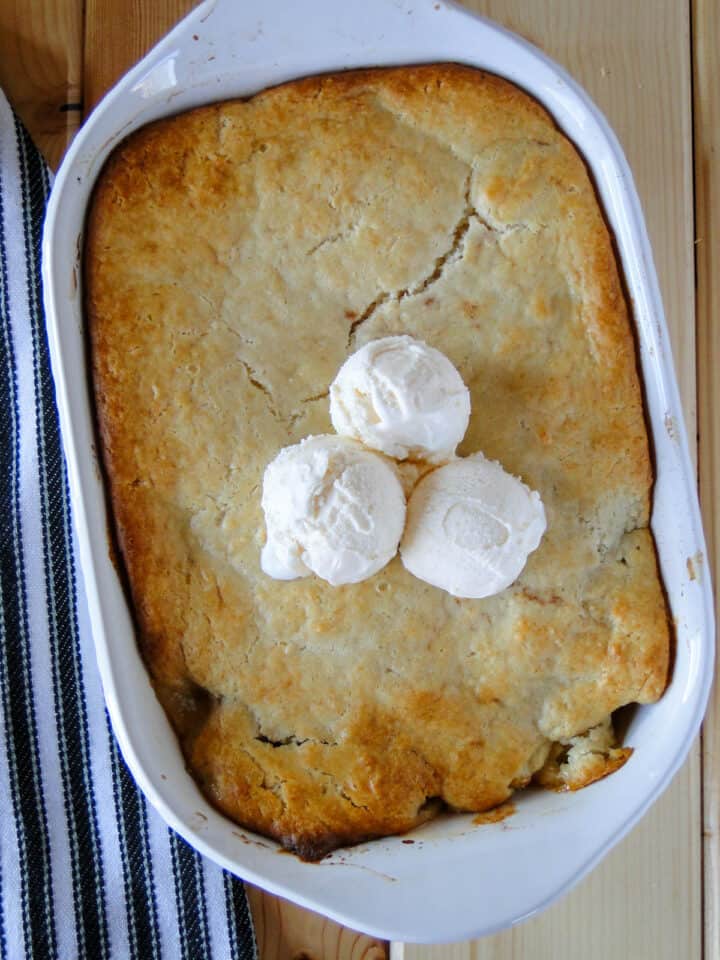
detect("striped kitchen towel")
(0, 90), (257, 960)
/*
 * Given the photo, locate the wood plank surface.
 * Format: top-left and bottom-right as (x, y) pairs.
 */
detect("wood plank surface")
(83, 0), (195, 112)
(0, 0), (83, 168)
(0, 0), (711, 957)
(693, 1), (720, 958)
(247, 887), (387, 960)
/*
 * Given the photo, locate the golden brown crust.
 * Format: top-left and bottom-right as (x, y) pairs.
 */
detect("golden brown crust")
(534, 718), (634, 791)
(85, 64), (670, 857)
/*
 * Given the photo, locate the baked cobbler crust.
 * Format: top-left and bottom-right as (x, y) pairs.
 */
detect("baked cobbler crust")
(86, 64), (670, 858)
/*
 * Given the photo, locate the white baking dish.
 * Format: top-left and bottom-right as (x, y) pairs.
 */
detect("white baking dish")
(42, 0), (714, 944)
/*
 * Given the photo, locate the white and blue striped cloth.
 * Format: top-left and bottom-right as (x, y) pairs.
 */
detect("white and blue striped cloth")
(0, 89), (257, 960)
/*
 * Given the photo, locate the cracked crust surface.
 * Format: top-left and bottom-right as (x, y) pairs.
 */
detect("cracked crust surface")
(85, 64), (670, 858)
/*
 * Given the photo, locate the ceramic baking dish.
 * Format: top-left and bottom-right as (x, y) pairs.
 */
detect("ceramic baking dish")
(42, 0), (714, 943)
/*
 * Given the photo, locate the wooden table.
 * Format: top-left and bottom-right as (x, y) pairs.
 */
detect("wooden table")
(2, 1), (716, 957)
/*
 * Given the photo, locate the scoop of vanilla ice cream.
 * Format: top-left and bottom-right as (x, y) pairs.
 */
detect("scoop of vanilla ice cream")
(329, 336), (471, 464)
(261, 435), (406, 586)
(400, 453), (546, 599)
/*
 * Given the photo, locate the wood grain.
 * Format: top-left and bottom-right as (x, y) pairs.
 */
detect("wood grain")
(693, 1), (719, 958)
(399, 3), (701, 956)
(83, 0), (196, 112)
(247, 887), (387, 960)
(0, 0), (83, 168)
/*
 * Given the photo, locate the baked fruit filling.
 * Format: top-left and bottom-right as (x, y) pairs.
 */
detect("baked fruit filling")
(86, 64), (670, 859)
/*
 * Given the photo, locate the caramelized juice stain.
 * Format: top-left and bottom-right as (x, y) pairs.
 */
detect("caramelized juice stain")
(472, 801), (516, 825)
